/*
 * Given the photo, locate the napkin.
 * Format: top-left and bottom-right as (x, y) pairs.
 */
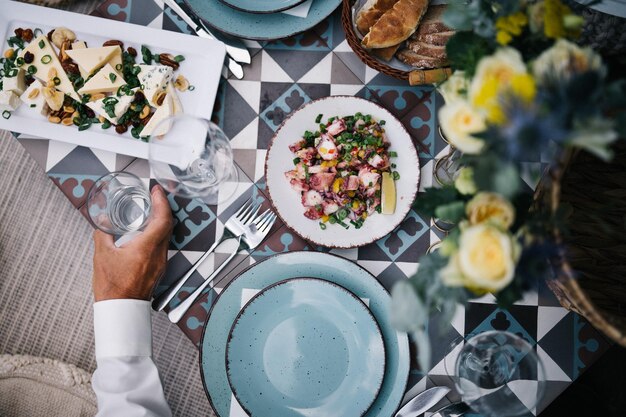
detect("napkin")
(281, 0), (313, 18)
(227, 287), (371, 416)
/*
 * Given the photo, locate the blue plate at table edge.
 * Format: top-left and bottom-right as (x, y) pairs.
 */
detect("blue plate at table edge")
(218, 0), (308, 15)
(198, 251), (410, 417)
(183, 0), (342, 41)
(226, 277), (386, 417)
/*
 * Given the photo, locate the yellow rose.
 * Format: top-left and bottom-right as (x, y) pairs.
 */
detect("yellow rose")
(469, 48), (532, 123)
(440, 224), (518, 292)
(466, 192), (515, 229)
(438, 71), (469, 104)
(533, 39), (603, 83)
(438, 101), (486, 154)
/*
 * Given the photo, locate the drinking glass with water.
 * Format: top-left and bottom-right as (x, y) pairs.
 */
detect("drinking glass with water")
(86, 172), (152, 235)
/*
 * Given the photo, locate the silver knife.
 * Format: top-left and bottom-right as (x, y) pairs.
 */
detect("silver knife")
(395, 387), (451, 417)
(163, 0), (250, 65)
(162, 0), (245, 78)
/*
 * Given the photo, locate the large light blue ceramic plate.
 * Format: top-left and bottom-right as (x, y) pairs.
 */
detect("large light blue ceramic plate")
(199, 252), (410, 417)
(184, 0), (342, 40)
(219, 0), (307, 14)
(226, 278), (386, 417)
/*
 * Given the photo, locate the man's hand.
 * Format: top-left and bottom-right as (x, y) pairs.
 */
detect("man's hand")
(92, 185), (174, 302)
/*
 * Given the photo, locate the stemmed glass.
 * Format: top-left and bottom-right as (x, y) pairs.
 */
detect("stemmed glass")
(444, 330), (546, 417)
(148, 115), (238, 204)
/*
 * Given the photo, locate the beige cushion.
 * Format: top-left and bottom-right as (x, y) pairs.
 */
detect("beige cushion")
(0, 354), (97, 417)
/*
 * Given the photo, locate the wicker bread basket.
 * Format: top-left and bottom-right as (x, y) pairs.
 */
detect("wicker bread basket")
(341, 0), (452, 86)
(537, 143), (626, 346)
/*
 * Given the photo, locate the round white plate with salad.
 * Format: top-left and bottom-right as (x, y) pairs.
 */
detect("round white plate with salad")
(265, 96), (420, 248)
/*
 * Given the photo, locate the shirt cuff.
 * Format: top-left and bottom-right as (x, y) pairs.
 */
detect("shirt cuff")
(93, 299), (152, 359)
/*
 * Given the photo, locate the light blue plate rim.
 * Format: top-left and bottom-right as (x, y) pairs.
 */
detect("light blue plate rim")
(199, 251), (410, 417)
(225, 277), (386, 417)
(183, 0), (342, 41)
(218, 0), (307, 14)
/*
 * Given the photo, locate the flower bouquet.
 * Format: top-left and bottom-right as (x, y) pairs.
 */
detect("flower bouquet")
(391, 0), (626, 370)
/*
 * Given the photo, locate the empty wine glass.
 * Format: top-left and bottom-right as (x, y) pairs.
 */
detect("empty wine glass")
(444, 331), (546, 417)
(86, 171), (151, 235)
(148, 115), (238, 204)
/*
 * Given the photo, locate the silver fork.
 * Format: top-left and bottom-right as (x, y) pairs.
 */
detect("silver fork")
(167, 210), (277, 323)
(152, 199), (261, 312)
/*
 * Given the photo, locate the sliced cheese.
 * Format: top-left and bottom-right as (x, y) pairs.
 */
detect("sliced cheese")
(86, 91), (135, 125)
(137, 64), (173, 107)
(166, 82), (183, 115)
(66, 46), (120, 76)
(72, 41), (87, 49)
(78, 63), (126, 95)
(2, 68), (26, 95)
(0, 91), (22, 112)
(20, 79), (49, 115)
(18, 35), (80, 101)
(140, 93), (174, 138)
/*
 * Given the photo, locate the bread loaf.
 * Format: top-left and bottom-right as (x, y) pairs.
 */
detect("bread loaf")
(362, 0), (429, 49)
(407, 41), (447, 59)
(414, 30), (455, 46)
(414, 5), (450, 35)
(355, 0), (399, 36)
(397, 48), (448, 68)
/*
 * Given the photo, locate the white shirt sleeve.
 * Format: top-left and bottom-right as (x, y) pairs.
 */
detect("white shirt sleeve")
(92, 299), (172, 417)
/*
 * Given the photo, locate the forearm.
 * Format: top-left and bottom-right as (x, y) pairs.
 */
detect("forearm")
(92, 299), (171, 417)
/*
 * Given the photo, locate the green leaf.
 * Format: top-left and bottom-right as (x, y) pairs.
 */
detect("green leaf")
(445, 31), (494, 76)
(413, 186), (460, 218)
(434, 201), (466, 223)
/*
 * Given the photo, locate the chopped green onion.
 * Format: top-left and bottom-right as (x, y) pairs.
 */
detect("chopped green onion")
(379, 120), (386, 125)
(53, 76), (60, 86)
(319, 222), (327, 230)
(27, 65), (37, 74)
(115, 63), (123, 71)
(174, 54), (185, 63)
(141, 45), (152, 64)
(102, 97), (119, 105)
(7, 36), (24, 49)
(34, 28), (43, 37)
(304, 164), (309, 180)
(131, 66), (142, 75)
(392, 171), (400, 180)
(109, 73), (117, 83)
(30, 104), (36, 108)
(41, 55), (51, 64)
(15, 57), (24, 66)
(336, 208), (349, 221)
(6, 68), (18, 77)
(293, 157), (301, 165)
(389, 151), (398, 157)
(391, 163), (397, 168)
(101, 120), (112, 129)
(329, 216), (337, 224)
(188, 85), (195, 91)
(2, 111), (11, 119)
(38, 39), (45, 49)
(78, 122), (92, 131)
(315, 113), (323, 123)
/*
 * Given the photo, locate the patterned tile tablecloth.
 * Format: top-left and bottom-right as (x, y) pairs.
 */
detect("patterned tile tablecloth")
(9, 0), (613, 415)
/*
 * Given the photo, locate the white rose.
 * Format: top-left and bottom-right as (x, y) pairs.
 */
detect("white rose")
(438, 71), (469, 104)
(438, 101), (486, 154)
(533, 39), (603, 83)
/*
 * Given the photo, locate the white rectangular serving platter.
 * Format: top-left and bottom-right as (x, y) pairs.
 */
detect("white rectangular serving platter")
(0, 0), (225, 160)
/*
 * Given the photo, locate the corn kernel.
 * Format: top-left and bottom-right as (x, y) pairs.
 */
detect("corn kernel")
(321, 215), (330, 223)
(332, 178), (343, 194)
(347, 191), (356, 197)
(352, 200), (360, 210)
(320, 161), (329, 168)
(328, 160), (338, 167)
(358, 150), (365, 158)
(362, 213), (368, 219)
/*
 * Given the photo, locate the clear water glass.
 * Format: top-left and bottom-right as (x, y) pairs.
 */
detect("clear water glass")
(452, 331), (546, 417)
(148, 115), (238, 204)
(86, 172), (151, 235)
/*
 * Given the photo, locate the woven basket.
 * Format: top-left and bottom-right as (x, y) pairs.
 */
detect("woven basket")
(536, 144), (626, 347)
(341, 0), (452, 86)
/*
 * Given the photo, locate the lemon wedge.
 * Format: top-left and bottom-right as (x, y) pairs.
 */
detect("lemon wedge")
(381, 172), (396, 215)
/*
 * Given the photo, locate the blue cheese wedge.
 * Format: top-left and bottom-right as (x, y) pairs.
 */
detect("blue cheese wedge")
(140, 93), (174, 138)
(78, 63), (126, 95)
(137, 64), (173, 107)
(86, 91), (136, 125)
(0, 91), (22, 112)
(20, 79), (49, 115)
(2, 68), (26, 95)
(66, 46), (121, 76)
(18, 35), (80, 101)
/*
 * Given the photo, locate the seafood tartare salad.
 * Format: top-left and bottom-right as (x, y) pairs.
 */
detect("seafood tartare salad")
(284, 113), (399, 230)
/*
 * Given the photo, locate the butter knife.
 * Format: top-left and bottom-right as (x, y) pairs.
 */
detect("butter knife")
(162, 0), (245, 79)
(164, 0), (250, 65)
(395, 387), (451, 417)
